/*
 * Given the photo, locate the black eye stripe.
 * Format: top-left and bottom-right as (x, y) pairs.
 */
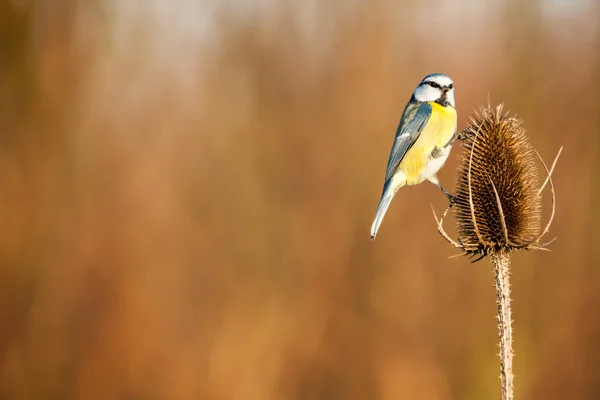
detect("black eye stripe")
(425, 81), (453, 90)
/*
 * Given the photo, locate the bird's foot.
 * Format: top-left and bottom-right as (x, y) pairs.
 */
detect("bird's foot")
(444, 191), (456, 206)
(457, 129), (471, 141)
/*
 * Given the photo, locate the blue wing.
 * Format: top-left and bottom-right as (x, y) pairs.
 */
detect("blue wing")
(384, 102), (432, 183)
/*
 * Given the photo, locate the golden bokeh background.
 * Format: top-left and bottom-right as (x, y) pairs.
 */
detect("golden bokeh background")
(0, 1), (599, 399)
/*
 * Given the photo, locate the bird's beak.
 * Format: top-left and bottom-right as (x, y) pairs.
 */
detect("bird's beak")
(442, 87), (450, 94)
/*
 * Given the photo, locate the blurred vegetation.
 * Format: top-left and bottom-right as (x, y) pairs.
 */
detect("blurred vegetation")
(0, 1), (599, 399)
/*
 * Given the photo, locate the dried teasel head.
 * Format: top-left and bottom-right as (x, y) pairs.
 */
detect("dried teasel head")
(434, 104), (562, 260)
(457, 105), (541, 254)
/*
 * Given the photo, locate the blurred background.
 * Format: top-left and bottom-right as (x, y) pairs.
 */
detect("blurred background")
(0, 0), (598, 399)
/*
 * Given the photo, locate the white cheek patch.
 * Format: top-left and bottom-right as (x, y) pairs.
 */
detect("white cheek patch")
(414, 85), (441, 102)
(446, 89), (456, 107)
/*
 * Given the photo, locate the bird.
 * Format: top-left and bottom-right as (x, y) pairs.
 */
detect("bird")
(370, 73), (458, 240)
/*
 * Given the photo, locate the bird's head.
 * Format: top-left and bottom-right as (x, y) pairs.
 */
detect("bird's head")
(413, 73), (455, 108)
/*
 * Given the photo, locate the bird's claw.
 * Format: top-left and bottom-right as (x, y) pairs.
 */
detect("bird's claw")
(457, 130), (471, 141)
(446, 193), (456, 207)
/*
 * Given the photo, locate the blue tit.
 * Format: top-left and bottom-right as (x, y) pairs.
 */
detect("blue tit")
(370, 73), (458, 240)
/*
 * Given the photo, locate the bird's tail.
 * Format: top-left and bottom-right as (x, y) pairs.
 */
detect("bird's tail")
(370, 180), (401, 240)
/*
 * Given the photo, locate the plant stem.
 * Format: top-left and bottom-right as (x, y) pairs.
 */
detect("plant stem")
(491, 251), (514, 400)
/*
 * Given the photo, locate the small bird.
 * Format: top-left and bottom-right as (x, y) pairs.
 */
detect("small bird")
(370, 73), (458, 240)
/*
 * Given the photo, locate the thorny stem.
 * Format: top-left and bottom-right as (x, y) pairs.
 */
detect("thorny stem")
(491, 251), (514, 400)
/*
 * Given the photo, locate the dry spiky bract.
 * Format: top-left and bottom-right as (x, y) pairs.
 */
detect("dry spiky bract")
(454, 105), (542, 256)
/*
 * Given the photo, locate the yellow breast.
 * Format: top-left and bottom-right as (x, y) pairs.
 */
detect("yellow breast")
(399, 102), (457, 185)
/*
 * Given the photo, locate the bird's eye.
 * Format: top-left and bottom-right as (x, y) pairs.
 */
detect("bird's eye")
(427, 81), (440, 89)
(448, 84), (454, 90)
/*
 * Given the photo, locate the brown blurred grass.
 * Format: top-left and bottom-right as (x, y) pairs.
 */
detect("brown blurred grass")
(0, 1), (599, 399)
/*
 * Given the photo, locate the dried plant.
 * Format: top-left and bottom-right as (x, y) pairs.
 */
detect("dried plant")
(433, 104), (562, 400)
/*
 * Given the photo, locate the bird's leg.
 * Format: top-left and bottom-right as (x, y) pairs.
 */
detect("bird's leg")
(444, 129), (467, 148)
(439, 185), (456, 204)
(428, 175), (455, 204)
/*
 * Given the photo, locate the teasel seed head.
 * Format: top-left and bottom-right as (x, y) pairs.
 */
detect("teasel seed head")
(433, 104), (562, 260)
(456, 104), (542, 255)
